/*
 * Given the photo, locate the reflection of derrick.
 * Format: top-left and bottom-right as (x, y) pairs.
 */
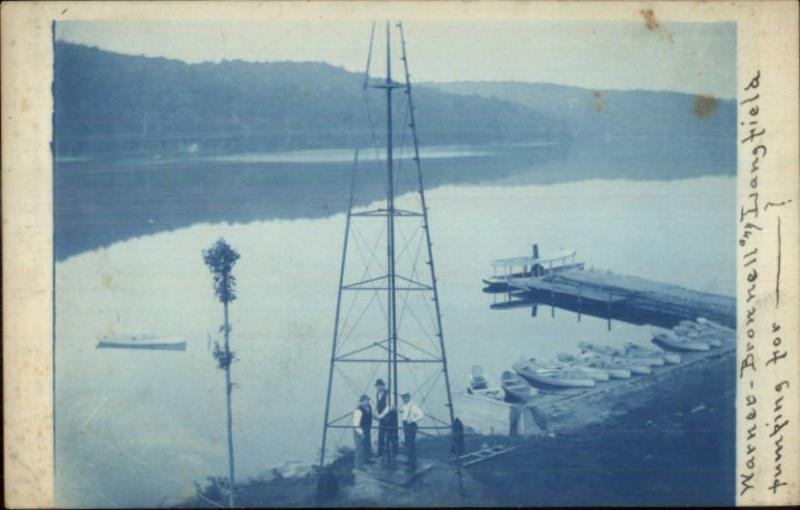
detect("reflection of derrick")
(320, 22), (455, 470)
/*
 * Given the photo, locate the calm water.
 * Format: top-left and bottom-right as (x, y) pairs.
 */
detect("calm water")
(54, 145), (735, 507)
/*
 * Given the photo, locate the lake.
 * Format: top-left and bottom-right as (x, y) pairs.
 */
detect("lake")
(54, 143), (736, 507)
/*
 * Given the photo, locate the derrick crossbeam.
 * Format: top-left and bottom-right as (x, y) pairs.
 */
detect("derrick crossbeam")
(351, 208), (423, 217)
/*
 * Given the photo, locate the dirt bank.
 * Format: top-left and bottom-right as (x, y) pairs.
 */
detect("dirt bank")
(179, 346), (735, 507)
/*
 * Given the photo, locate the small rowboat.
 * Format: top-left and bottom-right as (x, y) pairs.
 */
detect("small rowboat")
(623, 341), (681, 365)
(652, 332), (710, 352)
(681, 319), (735, 342)
(500, 370), (533, 402)
(467, 365), (509, 401)
(579, 341), (664, 366)
(529, 356), (610, 382)
(467, 385), (507, 400)
(673, 325), (722, 347)
(557, 352), (632, 379)
(97, 334), (186, 351)
(512, 359), (596, 388)
(696, 317), (736, 335)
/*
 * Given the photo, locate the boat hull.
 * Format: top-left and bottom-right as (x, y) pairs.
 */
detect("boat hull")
(557, 352), (632, 379)
(570, 366), (610, 381)
(652, 334), (710, 352)
(623, 341), (681, 365)
(579, 341), (664, 366)
(467, 386), (506, 401)
(483, 263), (586, 291)
(626, 363), (652, 375)
(97, 341), (186, 351)
(512, 361), (596, 388)
(500, 371), (532, 402)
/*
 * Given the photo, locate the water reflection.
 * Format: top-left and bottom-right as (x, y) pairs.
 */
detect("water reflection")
(55, 173), (735, 507)
(54, 137), (733, 261)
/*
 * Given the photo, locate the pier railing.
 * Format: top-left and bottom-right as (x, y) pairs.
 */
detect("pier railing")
(490, 250), (578, 281)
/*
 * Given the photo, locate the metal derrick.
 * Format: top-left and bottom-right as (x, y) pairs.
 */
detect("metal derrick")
(320, 21), (455, 469)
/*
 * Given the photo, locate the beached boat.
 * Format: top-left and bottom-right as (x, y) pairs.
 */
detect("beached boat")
(96, 334), (186, 351)
(623, 341), (681, 365)
(696, 317), (736, 335)
(500, 370), (533, 402)
(672, 324), (723, 347)
(652, 332), (710, 352)
(579, 341), (665, 366)
(557, 352), (632, 379)
(512, 359), (596, 388)
(529, 355), (611, 381)
(467, 365), (507, 400)
(467, 385), (506, 401)
(679, 319), (735, 342)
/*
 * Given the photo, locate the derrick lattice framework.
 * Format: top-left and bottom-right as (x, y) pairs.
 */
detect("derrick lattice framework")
(320, 21), (455, 468)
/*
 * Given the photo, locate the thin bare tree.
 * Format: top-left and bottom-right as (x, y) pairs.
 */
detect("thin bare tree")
(203, 238), (240, 508)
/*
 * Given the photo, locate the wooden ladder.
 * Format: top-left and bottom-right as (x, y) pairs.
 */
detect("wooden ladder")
(456, 445), (517, 467)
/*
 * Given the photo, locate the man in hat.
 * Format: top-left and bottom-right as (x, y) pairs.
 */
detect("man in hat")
(374, 378), (398, 462)
(400, 392), (424, 473)
(352, 394), (372, 470)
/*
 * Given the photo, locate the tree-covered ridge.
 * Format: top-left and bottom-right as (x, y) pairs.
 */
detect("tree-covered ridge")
(53, 42), (561, 157)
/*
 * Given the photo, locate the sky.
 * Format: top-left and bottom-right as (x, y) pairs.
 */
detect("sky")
(55, 20), (736, 98)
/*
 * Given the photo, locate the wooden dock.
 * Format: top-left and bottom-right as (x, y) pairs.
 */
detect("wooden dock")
(469, 254), (738, 441)
(505, 268), (736, 328)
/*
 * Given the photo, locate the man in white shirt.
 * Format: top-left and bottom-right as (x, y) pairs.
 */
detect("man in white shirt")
(400, 392), (424, 473)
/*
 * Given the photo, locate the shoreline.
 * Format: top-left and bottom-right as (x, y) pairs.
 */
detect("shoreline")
(179, 344), (735, 507)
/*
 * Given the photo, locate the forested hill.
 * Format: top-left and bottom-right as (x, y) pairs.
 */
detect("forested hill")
(53, 42), (561, 157)
(54, 42), (735, 160)
(426, 81), (736, 143)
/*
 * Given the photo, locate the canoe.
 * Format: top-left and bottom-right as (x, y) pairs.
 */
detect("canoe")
(652, 332), (710, 352)
(512, 359), (595, 388)
(683, 319), (736, 341)
(469, 365), (491, 391)
(500, 370), (533, 402)
(623, 341), (681, 365)
(467, 385), (507, 401)
(557, 352), (632, 379)
(97, 334), (186, 351)
(696, 317), (736, 335)
(468, 365), (509, 401)
(579, 341), (664, 366)
(574, 343), (652, 374)
(673, 325), (723, 347)
(529, 356), (610, 382)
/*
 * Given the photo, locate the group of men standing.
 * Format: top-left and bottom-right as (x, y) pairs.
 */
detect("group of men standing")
(352, 378), (425, 473)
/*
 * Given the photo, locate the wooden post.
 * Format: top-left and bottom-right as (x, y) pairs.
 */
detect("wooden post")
(550, 286), (555, 318)
(606, 291), (612, 331)
(532, 244), (540, 276)
(577, 284), (582, 322)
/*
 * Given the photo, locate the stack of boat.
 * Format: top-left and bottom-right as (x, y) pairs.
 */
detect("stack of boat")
(508, 320), (732, 390)
(653, 318), (734, 352)
(467, 318), (734, 397)
(467, 365), (539, 404)
(512, 339), (678, 389)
